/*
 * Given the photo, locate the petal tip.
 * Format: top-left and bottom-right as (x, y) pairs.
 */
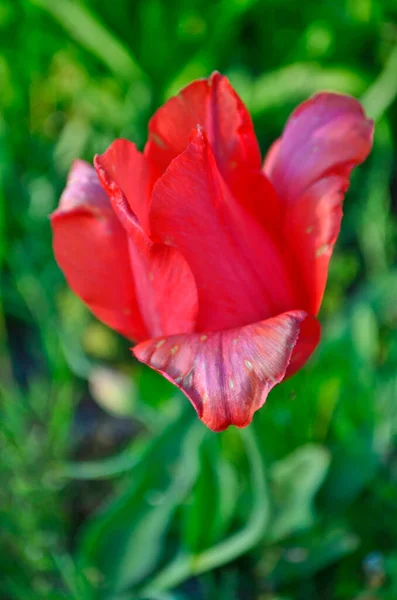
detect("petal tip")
(133, 311), (317, 433)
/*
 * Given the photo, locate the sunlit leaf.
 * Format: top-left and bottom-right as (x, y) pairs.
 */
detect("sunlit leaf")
(268, 445), (330, 542)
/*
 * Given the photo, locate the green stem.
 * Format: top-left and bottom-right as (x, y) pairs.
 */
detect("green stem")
(138, 425), (269, 596)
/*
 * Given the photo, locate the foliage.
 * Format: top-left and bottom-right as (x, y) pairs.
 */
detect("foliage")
(1, 0), (397, 598)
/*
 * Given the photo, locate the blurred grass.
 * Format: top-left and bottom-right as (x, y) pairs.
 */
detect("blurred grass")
(1, 0), (397, 598)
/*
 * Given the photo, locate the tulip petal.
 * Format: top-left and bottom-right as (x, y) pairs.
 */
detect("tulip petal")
(95, 139), (160, 234)
(264, 93), (374, 314)
(133, 311), (319, 431)
(285, 312), (321, 378)
(150, 127), (297, 331)
(145, 71), (261, 177)
(95, 154), (198, 339)
(51, 160), (148, 341)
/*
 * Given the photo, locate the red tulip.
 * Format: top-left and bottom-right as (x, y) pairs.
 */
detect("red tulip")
(51, 73), (373, 431)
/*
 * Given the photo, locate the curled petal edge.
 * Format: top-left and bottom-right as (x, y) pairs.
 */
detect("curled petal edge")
(94, 154), (199, 340)
(133, 311), (321, 432)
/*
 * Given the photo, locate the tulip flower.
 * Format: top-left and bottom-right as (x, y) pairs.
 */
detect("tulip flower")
(51, 73), (373, 431)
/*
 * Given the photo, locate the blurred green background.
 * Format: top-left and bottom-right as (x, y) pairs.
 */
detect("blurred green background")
(1, 0), (397, 598)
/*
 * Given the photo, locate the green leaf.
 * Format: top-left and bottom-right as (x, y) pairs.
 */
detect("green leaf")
(361, 43), (397, 121)
(139, 426), (269, 595)
(29, 0), (144, 81)
(181, 435), (239, 552)
(77, 411), (204, 595)
(268, 445), (330, 542)
(321, 432), (379, 507)
(268, 527), (359, 586)
(247, 63), (367, 116)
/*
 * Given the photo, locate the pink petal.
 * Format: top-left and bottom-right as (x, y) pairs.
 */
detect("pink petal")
(150, 127), (298, 332)
(51, 160), (148, 341)
(94, 154), (198, 339)
(144, 71), (261, 178)
(133, 310), (320, 431)
(264, 93), (374, 314)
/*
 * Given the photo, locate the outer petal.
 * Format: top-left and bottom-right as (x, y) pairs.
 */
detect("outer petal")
(51, 160), (147, 341)
(95, 139), (160, 234)
(94, 153), (198, 339)
(144, 71), (261, 177)
(133, 311), (320, 431)
(150, 127), (298, 332)
(285, 313), (321, 378)
(264, 93), (374, 314)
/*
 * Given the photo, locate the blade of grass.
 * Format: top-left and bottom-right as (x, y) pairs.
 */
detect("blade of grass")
(29, 0), (145, 82)
(361, 44), (397, 121)
(248, 63), (367, 116)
